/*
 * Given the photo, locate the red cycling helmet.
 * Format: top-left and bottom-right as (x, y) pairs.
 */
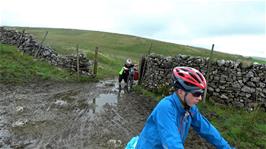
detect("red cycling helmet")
(172, 66), (207, 91)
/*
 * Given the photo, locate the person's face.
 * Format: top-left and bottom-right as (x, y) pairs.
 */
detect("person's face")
(179, 89), (204, 106)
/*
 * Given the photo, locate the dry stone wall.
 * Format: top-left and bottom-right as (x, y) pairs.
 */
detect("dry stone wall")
(141, 53), (266, 111)
(0, 27), (93, 76)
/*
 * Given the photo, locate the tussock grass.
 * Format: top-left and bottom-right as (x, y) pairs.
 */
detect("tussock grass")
(198, 102), (266, 149)
(0, 44), (92, 84)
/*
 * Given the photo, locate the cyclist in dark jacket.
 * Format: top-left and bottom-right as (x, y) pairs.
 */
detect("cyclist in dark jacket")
(119, 58), (134, 88)
(126, 66), (233, 149)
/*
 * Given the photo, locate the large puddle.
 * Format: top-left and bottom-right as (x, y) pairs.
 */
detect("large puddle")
(92, 93), (118, 113)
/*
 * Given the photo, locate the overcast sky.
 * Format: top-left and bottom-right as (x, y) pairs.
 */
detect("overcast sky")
(1, 0), (265, 58)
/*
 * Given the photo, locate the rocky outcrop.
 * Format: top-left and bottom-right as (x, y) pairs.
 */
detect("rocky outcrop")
(0, 27), (93, 76)
(140, 53), (266, 111)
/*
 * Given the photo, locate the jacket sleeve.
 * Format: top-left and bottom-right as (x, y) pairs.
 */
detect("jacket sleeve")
(119, 67), (124, 75)
(154, 100), (184, 149)
(191, 107), (232, 149)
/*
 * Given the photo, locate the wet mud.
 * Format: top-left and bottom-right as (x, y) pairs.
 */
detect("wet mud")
(0, 79), (214, 149)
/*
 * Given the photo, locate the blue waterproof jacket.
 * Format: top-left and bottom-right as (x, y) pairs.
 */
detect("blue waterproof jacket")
(135, 92), (231, 149)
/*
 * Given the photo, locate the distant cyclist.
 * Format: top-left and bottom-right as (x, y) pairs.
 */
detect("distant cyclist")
(118, 58), (134, 89)
(126, 66), (234, 149)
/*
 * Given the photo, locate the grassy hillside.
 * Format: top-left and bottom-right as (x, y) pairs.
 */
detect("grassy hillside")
(13, 27), (249, 58)
(250, 56), (266, 64)
(0, 44), (91, 84)
(6, 26), (257, 78)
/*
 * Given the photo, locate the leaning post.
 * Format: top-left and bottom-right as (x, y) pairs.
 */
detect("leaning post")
(203, 44), (214, 103)
(76, 44), (80, 80)
(148, 41), (152, 55)
(93, 47), (99, 77)
(34, 31), (48, 57)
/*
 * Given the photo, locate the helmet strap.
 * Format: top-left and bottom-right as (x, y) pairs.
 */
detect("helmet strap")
(177, 90), (191, 110)
(184, 92), (191, 110)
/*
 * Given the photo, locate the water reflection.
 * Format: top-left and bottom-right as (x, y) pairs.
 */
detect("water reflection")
(91, 93), (118, 113)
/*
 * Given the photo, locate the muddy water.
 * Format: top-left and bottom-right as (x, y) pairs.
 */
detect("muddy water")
(0, 79), (214, 149)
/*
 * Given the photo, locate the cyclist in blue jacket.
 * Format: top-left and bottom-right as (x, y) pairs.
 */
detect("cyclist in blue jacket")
(126, 66), (233, 149)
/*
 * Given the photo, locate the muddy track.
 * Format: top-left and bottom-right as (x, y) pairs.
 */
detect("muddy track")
(0, 79), (214, 149)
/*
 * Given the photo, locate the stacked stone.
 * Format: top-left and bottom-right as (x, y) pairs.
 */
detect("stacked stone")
(63, 54), (92, 75)
(141, 53), (266, 111)
(0, 27), (92, 76)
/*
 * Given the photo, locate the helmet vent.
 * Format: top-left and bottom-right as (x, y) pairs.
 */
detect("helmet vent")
(197, 72), (204, 82)
(180, 68), (188, 72)
(178, 72), (185, 77)
(190, 73), (200, 83)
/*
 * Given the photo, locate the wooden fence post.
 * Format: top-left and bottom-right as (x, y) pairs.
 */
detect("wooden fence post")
(0, 41), (2, 52)
(35, 31), (48, 57)
(203, 44), (214, 103)
(0, 28), (3, 51)
(93, 47), (99, 76)
(19, 29), (25, 55)
(18, 29), (25, 48)
(76, 44), (80, 80)
(138, 56), (144, 85)
(148, 42), (152, 55)
(139, 42), (152, 85)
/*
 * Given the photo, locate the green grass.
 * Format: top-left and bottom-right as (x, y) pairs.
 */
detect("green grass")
(133, 85), (163, 101)
(0, 44), (93, 84)
(5, 26), (261, 79)
(250, 58), (266, 64)
(198, 102), (266, 149)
